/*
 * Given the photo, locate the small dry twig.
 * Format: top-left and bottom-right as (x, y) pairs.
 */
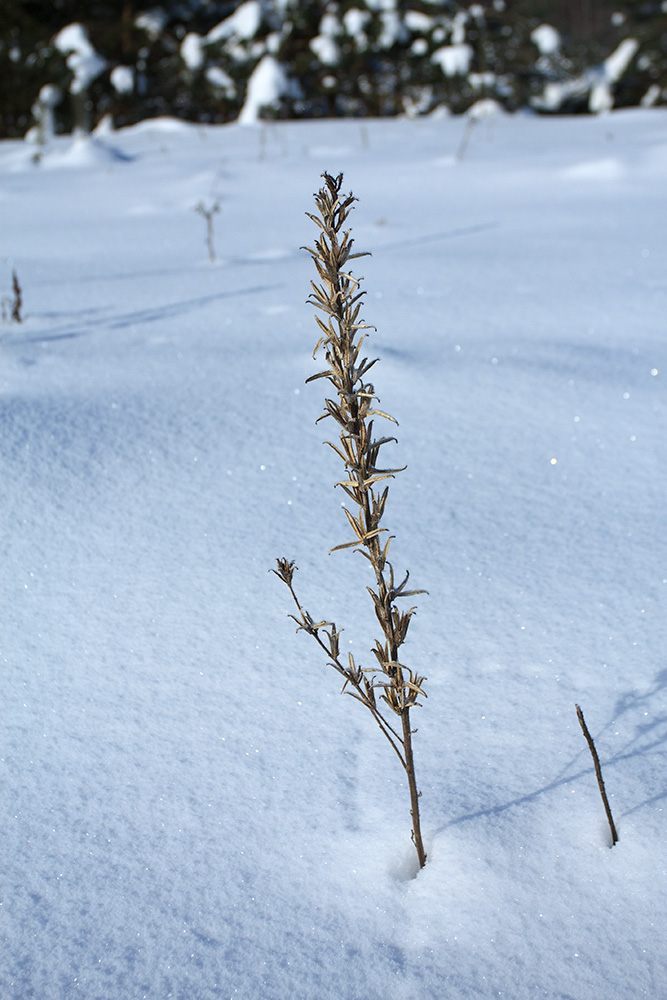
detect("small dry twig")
(575, 703), (619, 847)
(195, 199), (221, 262)
(11, 269), (22, 323)
(274, 172), (428, 869)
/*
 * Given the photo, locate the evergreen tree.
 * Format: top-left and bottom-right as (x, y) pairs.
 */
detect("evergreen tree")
(1, 0), (665, 138)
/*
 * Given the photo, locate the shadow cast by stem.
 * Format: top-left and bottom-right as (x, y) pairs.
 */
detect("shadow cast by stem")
(18, 284), (284, 343)
(437, 665), (667, 833)
(375, 221), (499, 254)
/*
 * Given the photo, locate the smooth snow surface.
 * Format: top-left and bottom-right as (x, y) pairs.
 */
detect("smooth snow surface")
(2, 110), (667, 1000)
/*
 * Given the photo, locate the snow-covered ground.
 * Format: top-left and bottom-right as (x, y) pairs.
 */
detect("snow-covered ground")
(2, 108), (666, 999)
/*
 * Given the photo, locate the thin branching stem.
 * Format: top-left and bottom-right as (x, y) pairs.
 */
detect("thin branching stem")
(278, 570), (407, 767)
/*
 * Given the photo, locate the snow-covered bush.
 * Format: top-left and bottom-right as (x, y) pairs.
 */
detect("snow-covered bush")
(54, 23), (107, 133)
(25, 84), (60, 150)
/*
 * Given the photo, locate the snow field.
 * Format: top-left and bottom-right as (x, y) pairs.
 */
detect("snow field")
(1, 110), (666, 999)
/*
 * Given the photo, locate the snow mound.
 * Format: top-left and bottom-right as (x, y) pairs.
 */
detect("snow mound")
(38, 135), (132, 169)
(563, 157), (626, 181)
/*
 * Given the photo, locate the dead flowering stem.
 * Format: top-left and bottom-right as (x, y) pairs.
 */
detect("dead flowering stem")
(274, 172), (428, 869)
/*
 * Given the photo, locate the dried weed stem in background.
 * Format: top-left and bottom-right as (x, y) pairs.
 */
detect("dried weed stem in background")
(195, 199), (221, 262)
(11, 270), (22, 322)
(274, 172), (428, 869)
(575, 703), (619, 847)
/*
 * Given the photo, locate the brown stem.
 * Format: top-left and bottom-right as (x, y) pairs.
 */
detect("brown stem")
(11, 270), (22, 323)
(390, 624), (426, 869)
(575, 704), (619, 847)
(402, 708), (427, 868)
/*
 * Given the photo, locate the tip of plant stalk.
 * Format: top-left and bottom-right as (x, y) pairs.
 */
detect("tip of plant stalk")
(272, 557), (297, 586)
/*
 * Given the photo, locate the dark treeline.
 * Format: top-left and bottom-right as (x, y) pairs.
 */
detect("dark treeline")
(1, 0), (666, 137)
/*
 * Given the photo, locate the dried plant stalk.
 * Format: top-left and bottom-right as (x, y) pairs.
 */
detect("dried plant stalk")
(11, 269), (22, 323)
(195, 200), (221, 263)
(575, 703), (619, 847)
(274, 172), (428, 869)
